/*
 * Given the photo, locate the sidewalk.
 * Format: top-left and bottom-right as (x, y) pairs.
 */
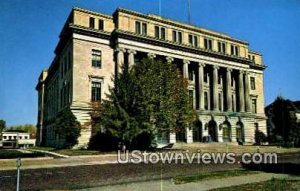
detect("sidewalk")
(78, 173), (300, 191)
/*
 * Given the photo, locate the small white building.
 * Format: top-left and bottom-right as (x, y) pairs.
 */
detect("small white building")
(0, 132), (36, 149)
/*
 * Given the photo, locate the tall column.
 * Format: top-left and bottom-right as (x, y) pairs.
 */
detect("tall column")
(127, 49), (136, 68)
(245, 71), (251, 112)
(226, 68), (232, 112)
(238, 70), (245, 112)
(116, 47), (125, 73)
(213, 65), (219, 111)
(147, 52), (156, 59)
(198, 63), (205, 110)
(183, 60), (190, 79)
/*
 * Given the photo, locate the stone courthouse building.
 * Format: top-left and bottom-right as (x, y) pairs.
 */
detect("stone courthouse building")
(36, 7), (267, 148)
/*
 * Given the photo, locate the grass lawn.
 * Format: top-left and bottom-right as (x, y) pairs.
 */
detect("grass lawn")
(0, 149), (45, 159)
(174, 169), (257, 184)
(173, 142), (300, 155)
(210, 178), (300, 191)
(30, 146), (116, 156)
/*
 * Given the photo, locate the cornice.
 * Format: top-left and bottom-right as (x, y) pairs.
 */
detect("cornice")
(114, 29), (252, 65)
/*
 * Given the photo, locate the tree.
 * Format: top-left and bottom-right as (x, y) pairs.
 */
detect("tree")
(97, 58), (195, 149)
(0, 119), (6, 141)
(9, 124), (36, 134)
(254, 130), (267, 145)
(270, 96), (300, 147)
(53, 109), (81, 148)
(0, 120), (6, 133)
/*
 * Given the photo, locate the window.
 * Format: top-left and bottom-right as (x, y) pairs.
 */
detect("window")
(204, 92), (209, 110)
(98, 19), (104, 30)
(218, 41), (226, 53)
(250, 77), (255, 90)
(92, 49), (101, 68)
(188, 34), (198, 47)
(89, 17), (95, 28)
(204, 38), (213, 50)
(252, 99), (257, 113)
(219, 93), (222, 111)
(161, 27), (166, 40)
(135, 21), (147, 35)
(135, 21), (141, 34)
(155, 26), (159, 38)
(142, 23), (147, 35)
(230, 45), (239, 56)
(155, 26), (166, 40)
(91, 82), (101, 102)
(178, 32), (182, 43)
(188, 70), (193, 81)
(172, 30), (182, 44)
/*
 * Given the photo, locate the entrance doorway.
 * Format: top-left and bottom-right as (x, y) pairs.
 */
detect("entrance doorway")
(208, 120), (218, 142)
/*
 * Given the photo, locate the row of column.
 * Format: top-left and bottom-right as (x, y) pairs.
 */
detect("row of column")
(116, 48), (251, 113)
(182, 60), (252, 113)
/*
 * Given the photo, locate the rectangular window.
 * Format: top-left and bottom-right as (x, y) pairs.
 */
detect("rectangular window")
(231, 44), (239, 56)
(155, 26), (159, 38)
(218, 41), (226, 53)
(178, 32), (182, 43)
(142, 23), (147, 35)
(188, 34), (198, 47)
(98, 19), (104, 30)
(161, 27), (165, 40)
(91, 82), (101, 102)
(194, 36), (198, 47)
(188, 34), (193, 45)
(204, 92), (209, 110)
(135, 21), (141, 34)
(250, 77), (256, 90)
(219, 93), (222, 111)
(188, 70), (193, 81)
(252, 99), (257, 113)
(172, 30), (182, 44)
(172, 30), (177, 42)
(92, 49), (101, 68)
(89, 17), (95, 28)
(204, 38), (212, 50)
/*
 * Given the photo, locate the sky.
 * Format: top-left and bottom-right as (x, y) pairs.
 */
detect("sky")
(0, 0), (300, 126)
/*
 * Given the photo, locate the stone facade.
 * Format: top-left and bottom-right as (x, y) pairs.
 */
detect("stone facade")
(36, 7), (267, 148)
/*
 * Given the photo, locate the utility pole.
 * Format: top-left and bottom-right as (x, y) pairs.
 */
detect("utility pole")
(187, 0), (191, 24)
(16, 158), (21, 191)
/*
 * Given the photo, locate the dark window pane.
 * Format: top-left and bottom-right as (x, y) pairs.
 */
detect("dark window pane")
(178, 32), (182, 43)
(142, 23), (147, 35)
(161, 28), (165, 40)
(135, 21), (141, 34)
(189, 35), (193, 45)
(92, 50), (101, 68)
(155, 26), (159, 38)
(194, 36), (198, 47)
(172, 30), (177, 42)
(89, 17), (95, 28)
(99, 19), (104, 30)
(91, 82), (101, 101)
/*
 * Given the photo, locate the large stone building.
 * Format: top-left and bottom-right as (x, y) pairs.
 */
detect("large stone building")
(36, 7), (267, 148)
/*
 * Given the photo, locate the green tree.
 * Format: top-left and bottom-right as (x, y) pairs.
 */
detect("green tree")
(98, 58), (195, 149)
(270, 96), (300, 147)
(9, 124), (36, 135)
(0, 119), (6, 141)
(0, 120), (6, 133)
(53, 109), (81, 148)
